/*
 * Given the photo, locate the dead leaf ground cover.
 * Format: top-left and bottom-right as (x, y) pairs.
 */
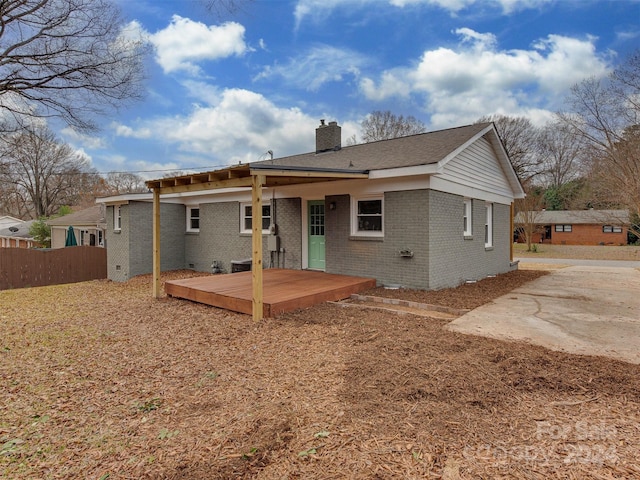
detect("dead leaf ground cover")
(514, 243), (640, 260)
(1, 269), (639, 479)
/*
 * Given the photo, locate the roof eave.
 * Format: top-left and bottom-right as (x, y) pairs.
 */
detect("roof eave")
(368, 164), (439, 179)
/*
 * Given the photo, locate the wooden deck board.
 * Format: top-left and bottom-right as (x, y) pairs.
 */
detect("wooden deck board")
(165, 269), (376, 317)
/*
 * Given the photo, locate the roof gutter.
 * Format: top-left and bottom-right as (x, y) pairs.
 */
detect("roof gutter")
(250, 164), (369, 175)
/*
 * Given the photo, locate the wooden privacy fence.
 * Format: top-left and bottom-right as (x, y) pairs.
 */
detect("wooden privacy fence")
(0, 246), (107, 290)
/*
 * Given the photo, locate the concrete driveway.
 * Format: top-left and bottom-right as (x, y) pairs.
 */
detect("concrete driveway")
(447, 264), (640, 364)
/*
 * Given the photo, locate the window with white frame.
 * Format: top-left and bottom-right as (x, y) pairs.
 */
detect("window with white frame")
(187, 206), (200, 232)
(113, 205), (121, 231)
(463, 198), (472, 236)
(603, 225), (622, 233)
(485, 203), (493, 247)
(240, 202), (271, 233)
(352, 196), (383, 236)
(555, 224), (572, 232)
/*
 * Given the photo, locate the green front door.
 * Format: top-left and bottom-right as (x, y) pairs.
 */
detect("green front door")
(308, 200), (325, 270)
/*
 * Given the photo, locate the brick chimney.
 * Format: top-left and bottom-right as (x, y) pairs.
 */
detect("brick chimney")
(315, 119), (341, 153)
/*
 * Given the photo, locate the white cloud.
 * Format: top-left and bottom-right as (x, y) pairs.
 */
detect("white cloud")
(255, 45), (368, 91)
(149, 16), (248, 74)
(294, 0), (359, 28)
(60, 127), (107, 150)
(360, 71), (411, 101)
(294, 0), (552, 26)
(359, 29), (611, 128)
(114, 88), (328, 165)
(180, 80), (222, 105)
(616, 29), (640, 42)
(113, 123), (153, 139)
(389, 0), (475, 11)
(455, 27), (498, 49)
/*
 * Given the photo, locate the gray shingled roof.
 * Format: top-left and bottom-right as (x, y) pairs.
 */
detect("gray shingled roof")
(0, 220), (36, 239)
(253, 123), (492, 171)
(515, 209), (630, 225)
(47, 205), (105, 227)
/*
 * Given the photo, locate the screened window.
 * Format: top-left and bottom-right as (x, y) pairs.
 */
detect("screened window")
(555, 224), (572, 232)
(241, 203), (271, 233)
(485, 203), (493, 247)
(463, 198), (472, 236)
(187, 206), (200, 232)
(352, 197), (383, 236)
(113, 205), (121, 231)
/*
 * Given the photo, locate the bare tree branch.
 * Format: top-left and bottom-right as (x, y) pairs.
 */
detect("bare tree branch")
(0, 0), (147, 132)
(0, 124), (94, 217)
(559, 49), (640, 239)
(360, 110), (426, 143)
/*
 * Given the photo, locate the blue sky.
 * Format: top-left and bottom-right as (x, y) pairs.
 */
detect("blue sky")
(62, 0), (640, 179)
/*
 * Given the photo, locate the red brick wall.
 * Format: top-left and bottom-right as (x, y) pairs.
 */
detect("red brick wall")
(551, 224), (627, 245)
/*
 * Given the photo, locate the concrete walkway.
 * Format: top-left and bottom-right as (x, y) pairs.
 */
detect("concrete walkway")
(447, 264), (640, 364)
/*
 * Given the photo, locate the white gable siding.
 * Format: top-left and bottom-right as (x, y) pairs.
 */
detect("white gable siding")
(440, 136), (513, 199)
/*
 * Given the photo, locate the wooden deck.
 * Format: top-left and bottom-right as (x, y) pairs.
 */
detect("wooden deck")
(165, 269), (377, 317)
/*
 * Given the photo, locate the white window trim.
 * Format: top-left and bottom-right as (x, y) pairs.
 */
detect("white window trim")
(463, 198), (472, 236)
(485, 202), (493, 248)
(351, 195), (384, 237)
(186, 206), (200, 233)
(240, 202), (271, 234)
(113, 205), (121, 232)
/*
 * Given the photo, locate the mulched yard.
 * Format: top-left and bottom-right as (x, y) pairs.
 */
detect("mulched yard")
(1, 269), (639, 479)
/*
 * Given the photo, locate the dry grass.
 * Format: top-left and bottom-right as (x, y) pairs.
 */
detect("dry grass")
(1, 270), (639, 479)
(514, 243), (640, 260)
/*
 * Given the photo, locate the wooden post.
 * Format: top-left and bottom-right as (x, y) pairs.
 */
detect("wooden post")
(153, 188), (161, 298)
(251, 174), (265, 320)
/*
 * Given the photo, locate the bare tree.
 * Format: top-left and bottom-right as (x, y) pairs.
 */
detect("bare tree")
(105, 172), (148, 194)
(360, 110), (426, 142)
(537, 120), (586, 188)
(559, 49), (640, 238)
(0, 0), (146, 133)
(201, 0), (253, 17)
(0, 125), (91, 218)
(476, 114), (542, 182)
(514, 184), (546, 252)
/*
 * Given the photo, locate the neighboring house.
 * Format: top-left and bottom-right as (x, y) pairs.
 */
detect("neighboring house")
(515, 209), (630, 245)
(0, 216), (24, 229)
(97, 122), (525, 289)
(0, 220), (37, 248)
(46, 205), (107, 249)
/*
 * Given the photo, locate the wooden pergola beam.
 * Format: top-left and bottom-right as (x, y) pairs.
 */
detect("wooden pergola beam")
(147, 164), (370, 320)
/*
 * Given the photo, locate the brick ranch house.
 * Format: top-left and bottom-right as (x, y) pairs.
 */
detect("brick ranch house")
(515, 209), (630, 245)
(97, 122), (525, 290)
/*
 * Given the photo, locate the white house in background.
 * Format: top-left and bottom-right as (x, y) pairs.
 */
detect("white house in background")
(0, 216), (23, 229)
(46, 205), (106, 249)
(0, 219), (37, 248)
